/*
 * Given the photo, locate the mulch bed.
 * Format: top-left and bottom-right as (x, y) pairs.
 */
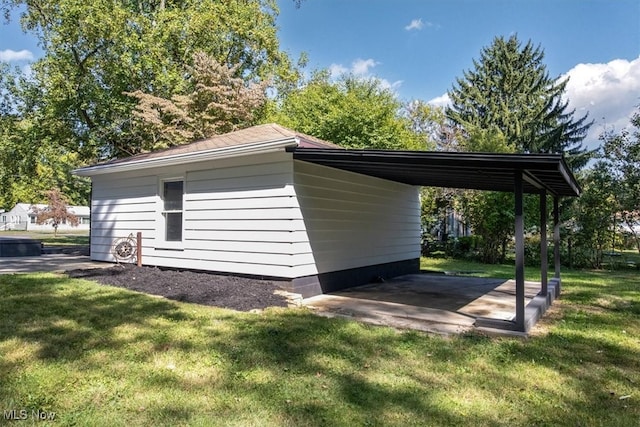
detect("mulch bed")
(67, 264), (290, 312)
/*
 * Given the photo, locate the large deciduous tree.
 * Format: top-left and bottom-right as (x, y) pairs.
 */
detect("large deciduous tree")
(446, 35), (592, 167)
(568, 165), (618, 268)
(0, 64), (90, 208)
(0, 0), (297, 160)
(0, 0), (300, 207)
(268, 71), (425, 150)
(125, 52), (269, 153)
(599, 109), (640, 253)
(403, 100), (460, 151)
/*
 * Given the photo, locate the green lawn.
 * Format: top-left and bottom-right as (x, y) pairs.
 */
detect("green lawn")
(0, 259), (638, 426)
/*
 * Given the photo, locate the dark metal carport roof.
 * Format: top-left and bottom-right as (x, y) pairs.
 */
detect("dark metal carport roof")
(289, 148), (581, 197)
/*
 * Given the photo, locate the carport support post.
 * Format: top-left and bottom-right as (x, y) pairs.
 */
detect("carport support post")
(553, 196), (561, 297)
(515, 170), (525, 331)
(553, 196), (561, 279)
(540, 191), (548, 296)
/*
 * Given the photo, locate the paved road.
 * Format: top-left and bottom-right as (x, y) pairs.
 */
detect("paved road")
(0, 254), (111, 274)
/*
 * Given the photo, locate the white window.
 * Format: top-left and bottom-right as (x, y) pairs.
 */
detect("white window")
(161, 179), (183, 242)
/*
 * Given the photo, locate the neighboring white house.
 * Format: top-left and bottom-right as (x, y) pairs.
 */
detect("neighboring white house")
(1, 203), (91, 232)
(74, 123), (422, 297)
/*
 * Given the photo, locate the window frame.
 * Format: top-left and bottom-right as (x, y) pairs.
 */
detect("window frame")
(158, 176), (185, 248)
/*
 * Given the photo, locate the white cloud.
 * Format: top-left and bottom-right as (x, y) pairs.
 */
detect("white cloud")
(328, 58), (402, 93)
(405, 19), (424, 31)
(380, 78), (404, 91)
(352, 58), (377, 75)
(427, 93), (451, 108)
(328, 63), (348, 78)
(0, 49), (34, 62)
(563, 57), (640, 151)
(405, 18), (440, 31)
(329, 58), (378, 78)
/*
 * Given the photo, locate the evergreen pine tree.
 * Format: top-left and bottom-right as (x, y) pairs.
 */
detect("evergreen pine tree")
(446, 35), (592, 168)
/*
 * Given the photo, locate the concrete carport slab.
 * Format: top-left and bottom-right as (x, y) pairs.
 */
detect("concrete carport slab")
(302, 273), (544, 336)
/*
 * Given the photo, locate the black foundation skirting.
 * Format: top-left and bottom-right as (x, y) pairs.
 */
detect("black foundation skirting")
(289, 258), (420, 298)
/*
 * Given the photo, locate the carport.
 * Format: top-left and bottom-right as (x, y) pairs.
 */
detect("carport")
(290, 148), (581, 333)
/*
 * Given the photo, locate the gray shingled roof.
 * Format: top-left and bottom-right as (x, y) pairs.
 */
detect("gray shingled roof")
(90, 123), (340, 168)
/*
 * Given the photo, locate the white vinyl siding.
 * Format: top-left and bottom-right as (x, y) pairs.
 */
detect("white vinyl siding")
(90, 151), (316, 277)
(88, 150), (420, 280)
(90, 172), (159, 261)
(294, 160), (421, 274)
(175, 152), (315, 278)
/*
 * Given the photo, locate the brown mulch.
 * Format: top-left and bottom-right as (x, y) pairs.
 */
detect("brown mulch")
(67, 264), (290, 312)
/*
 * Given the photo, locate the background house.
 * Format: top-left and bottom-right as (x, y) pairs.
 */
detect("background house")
(1, 203), (91, 232)
(74, 124), (421, 297)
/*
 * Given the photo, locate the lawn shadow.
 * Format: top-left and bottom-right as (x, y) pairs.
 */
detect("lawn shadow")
(0, 273), (188, 363)
(2, 271), (638, 426)
(186, 310), (482, 425)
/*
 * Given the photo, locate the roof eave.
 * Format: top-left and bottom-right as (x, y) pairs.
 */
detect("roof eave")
(73, 137), (298, 176)
(290, 148), (582, 198)
(557, 157), (582, 197)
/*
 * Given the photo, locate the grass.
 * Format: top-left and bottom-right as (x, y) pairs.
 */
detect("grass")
(0, 260), (638, 426)
(0, 230), (89, 246)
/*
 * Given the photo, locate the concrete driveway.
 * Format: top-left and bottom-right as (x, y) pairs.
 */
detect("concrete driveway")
(303, 273), (543, 336)
(0, 254), (111, 274)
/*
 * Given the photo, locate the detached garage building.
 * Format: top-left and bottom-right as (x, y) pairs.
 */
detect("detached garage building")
(74, 124), (421, 297)
(76, 123), (581, 332)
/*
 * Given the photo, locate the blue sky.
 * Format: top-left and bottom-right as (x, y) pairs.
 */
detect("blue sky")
(276, 0), (640, 150)
(1, 0), (639, 150)
(278, 0), (638, 100)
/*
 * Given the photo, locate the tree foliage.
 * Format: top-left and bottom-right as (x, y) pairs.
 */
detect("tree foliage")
(444, 36), (593, 263)
(598, 109), (640, 253)
(31, 188), (79, 237)
(0, 0), (297, 160)
(403, 101), (459, 151)
(456, 126), (517, 263)
(446, 35), (592, 167)
(0, 64), (91, 208)
(461, 191), (515, 264)
(0, 0), (300, 208)
(268, 71), (426, 150)
(567, 165), (618, 268)
(125, 52), (268, 153)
